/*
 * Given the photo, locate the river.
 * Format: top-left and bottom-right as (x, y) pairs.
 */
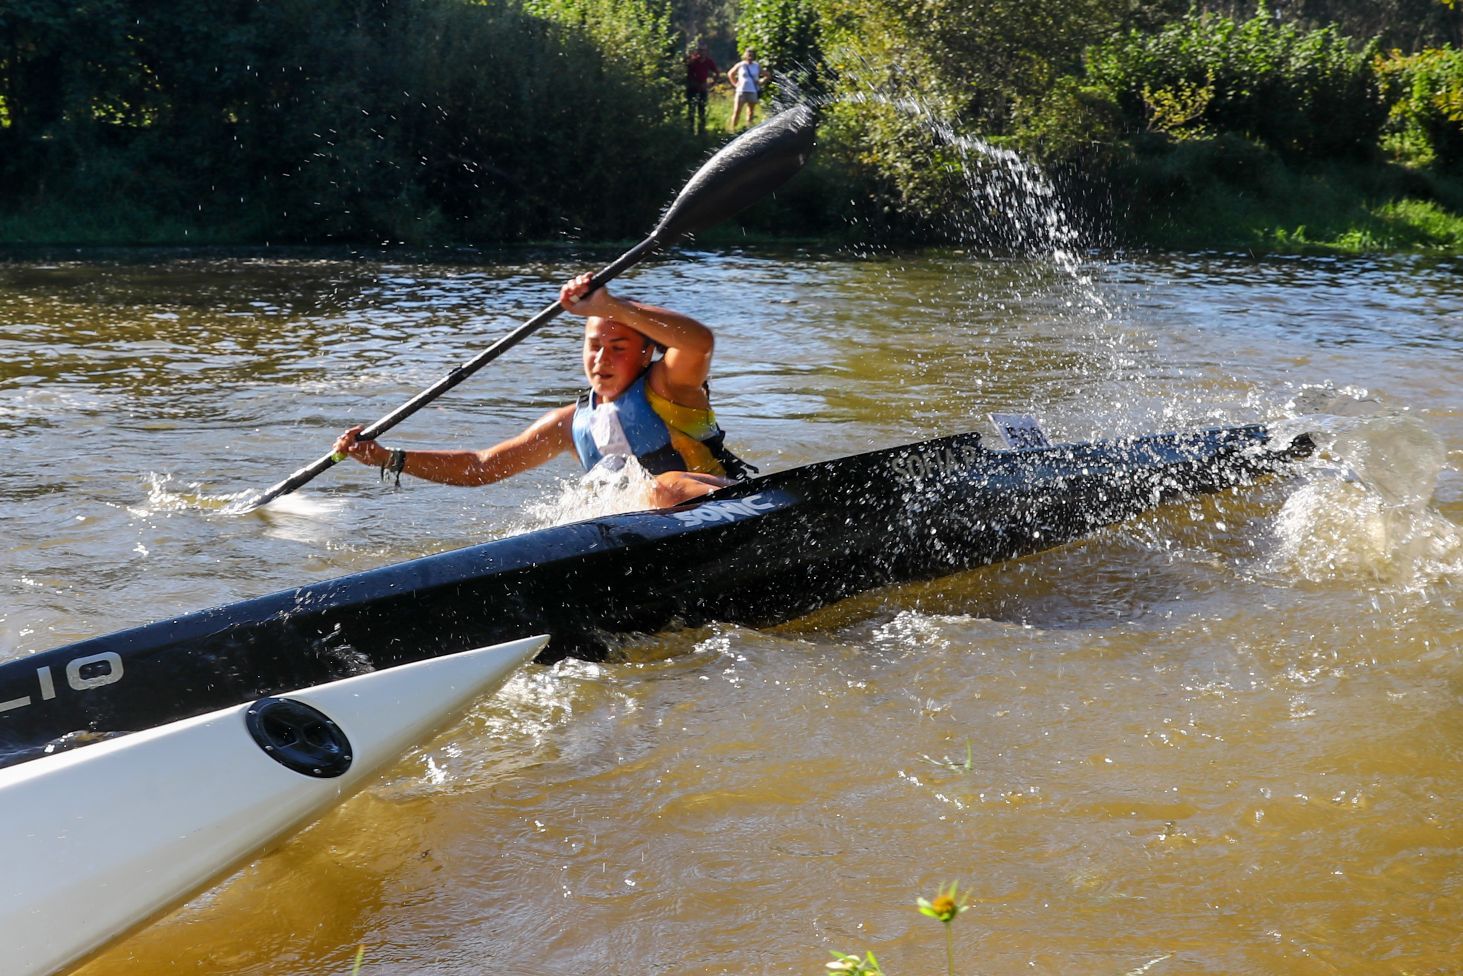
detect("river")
(1, 247), (1459, 975)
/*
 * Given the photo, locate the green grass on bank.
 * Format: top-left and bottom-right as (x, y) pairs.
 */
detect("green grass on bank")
(1113, 135), (1463, 253)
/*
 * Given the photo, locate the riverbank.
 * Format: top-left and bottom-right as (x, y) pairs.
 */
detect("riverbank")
(1108, 138), (1463, 253)
(1, 107), (1460, 256)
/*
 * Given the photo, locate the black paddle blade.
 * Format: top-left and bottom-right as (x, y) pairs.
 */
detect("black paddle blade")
(652, 105), (818, 245)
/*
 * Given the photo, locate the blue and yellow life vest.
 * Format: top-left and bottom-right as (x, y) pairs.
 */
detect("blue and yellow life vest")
(571, 372), (755, 479)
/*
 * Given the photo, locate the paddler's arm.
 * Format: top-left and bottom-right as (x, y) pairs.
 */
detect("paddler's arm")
(559, 273), (713, 403)
(333, 405), (574, 487)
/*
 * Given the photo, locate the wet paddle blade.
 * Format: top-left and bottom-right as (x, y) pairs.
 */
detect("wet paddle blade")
(652, 105), (818, 245)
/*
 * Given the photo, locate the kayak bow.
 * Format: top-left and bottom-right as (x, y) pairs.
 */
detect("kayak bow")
(0, 634), (547, 976)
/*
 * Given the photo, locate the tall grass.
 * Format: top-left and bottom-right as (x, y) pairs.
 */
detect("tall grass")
(1115, 139), (1463, 251)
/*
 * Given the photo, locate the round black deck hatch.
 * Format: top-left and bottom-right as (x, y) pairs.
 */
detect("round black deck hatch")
(245, 697), (353, 778)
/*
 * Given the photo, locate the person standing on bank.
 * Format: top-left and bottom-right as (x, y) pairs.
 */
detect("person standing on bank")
(333, 274), (753, 508)
(684, 41), (719, 136)
(727, 49), (769, 129)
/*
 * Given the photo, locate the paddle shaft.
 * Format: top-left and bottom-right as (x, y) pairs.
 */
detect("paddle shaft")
(243, 236), (660, 509)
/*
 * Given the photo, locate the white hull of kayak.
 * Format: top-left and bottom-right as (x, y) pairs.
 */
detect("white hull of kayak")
(0, 634), (547, 976)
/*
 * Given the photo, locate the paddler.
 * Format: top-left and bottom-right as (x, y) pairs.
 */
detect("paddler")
(332, 273), (754, 507)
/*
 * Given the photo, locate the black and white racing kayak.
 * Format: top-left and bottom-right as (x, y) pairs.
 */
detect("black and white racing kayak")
(0, 635), (546, 976)
(1, 422), (1311, 770)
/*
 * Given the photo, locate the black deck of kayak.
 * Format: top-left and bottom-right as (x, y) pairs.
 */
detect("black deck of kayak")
(0, 425), (1311, 768)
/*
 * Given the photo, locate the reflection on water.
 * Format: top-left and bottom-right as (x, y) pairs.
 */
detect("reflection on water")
(0, 250), (1457, 976)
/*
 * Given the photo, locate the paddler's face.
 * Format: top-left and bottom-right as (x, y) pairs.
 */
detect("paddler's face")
(583, 318), (654, 400)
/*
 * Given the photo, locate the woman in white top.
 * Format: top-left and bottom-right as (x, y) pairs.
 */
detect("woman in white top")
(727, 49), (769, 129)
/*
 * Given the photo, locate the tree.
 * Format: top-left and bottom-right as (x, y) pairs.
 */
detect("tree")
(736, 0), (823, 94)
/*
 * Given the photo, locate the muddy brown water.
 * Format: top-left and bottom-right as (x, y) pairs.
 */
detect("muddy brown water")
(1, 249), (1458, 975)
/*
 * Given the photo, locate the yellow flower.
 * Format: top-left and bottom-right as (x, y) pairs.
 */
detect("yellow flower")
(917, 881), (969, 923)
(917, 882), (970, 976)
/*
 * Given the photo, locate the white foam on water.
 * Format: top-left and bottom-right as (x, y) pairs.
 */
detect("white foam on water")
(249, 490), (349, 521)
(1264, 414), (1461, 589)
(0, 384), (116, 422)
(136, 472), (247, 514)
(135, 473), (349, 547)
(507, 457), (660, 533)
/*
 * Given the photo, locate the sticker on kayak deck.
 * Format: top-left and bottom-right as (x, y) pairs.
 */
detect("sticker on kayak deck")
(989, 413), (1052, 450)
(669, 492), (783, 527)
(890, 442), (983, 485)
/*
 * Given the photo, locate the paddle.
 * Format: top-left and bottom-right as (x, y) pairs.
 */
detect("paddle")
(232, 105), (817, 513)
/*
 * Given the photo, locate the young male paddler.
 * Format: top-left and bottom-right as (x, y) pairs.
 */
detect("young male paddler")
(333, 273), (753, 508)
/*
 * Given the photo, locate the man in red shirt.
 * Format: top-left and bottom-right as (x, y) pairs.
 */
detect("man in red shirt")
(684, 41), (719, 135)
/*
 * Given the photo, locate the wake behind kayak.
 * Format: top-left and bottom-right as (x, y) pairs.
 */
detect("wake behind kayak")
(0, 423), (1312, 770)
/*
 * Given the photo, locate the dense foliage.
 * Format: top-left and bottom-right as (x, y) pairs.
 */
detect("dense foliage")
(524, 0), (678, 82)
(1201, 0), (1461, 50)
(1377, 45), (1463, 166)
(716, 0), (1459, 246)
(1084, 9), (1386, 159)
(0, 0), (687, 242)
(0, 0), (1458, 248)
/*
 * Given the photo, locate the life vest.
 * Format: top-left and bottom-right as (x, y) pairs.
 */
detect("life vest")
(571, 372), (756, 480)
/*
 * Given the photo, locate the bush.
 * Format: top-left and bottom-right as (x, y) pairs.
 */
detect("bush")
(0, 0), (693, 244)
(734, 0), (824, 96)
(1086, 6), (1386, 160)
(1011, 76), (1127, 167)
(1110, 135), (1463, 251)
(523, 0), (678, 84)
(1377, 46), (1463, 168)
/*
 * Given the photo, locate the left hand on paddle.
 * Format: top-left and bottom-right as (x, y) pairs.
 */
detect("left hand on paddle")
(333, 425), (389, 466)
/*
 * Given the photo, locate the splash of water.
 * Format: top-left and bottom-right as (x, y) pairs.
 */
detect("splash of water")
(799, 69), (1108, 321)
(777, 86), (1457, 596)
(836, 90), (1094, 272)
(138, 471), (347, 522)
(506, 457), (661, 534)
(136, 472), (252, 514)
(786, 79), (1140, 438)
(1265, 414), (1461, 589)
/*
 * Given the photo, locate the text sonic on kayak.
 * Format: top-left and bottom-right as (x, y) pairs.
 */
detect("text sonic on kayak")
(889, 442), (984, 484)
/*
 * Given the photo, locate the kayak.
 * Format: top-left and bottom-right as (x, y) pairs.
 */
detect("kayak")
(0, 423), (1311, 770)
(0, 634), (546, 976)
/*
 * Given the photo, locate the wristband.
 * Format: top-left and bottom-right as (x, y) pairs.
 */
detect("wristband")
(379, 448), (407, 487)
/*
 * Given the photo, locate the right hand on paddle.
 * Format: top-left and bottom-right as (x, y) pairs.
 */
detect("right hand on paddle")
(333, 425), (388, 466)
(559, 272), (619, 318)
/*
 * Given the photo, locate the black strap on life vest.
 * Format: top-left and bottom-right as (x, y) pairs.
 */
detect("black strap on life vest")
(702, 429), (759, 481)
